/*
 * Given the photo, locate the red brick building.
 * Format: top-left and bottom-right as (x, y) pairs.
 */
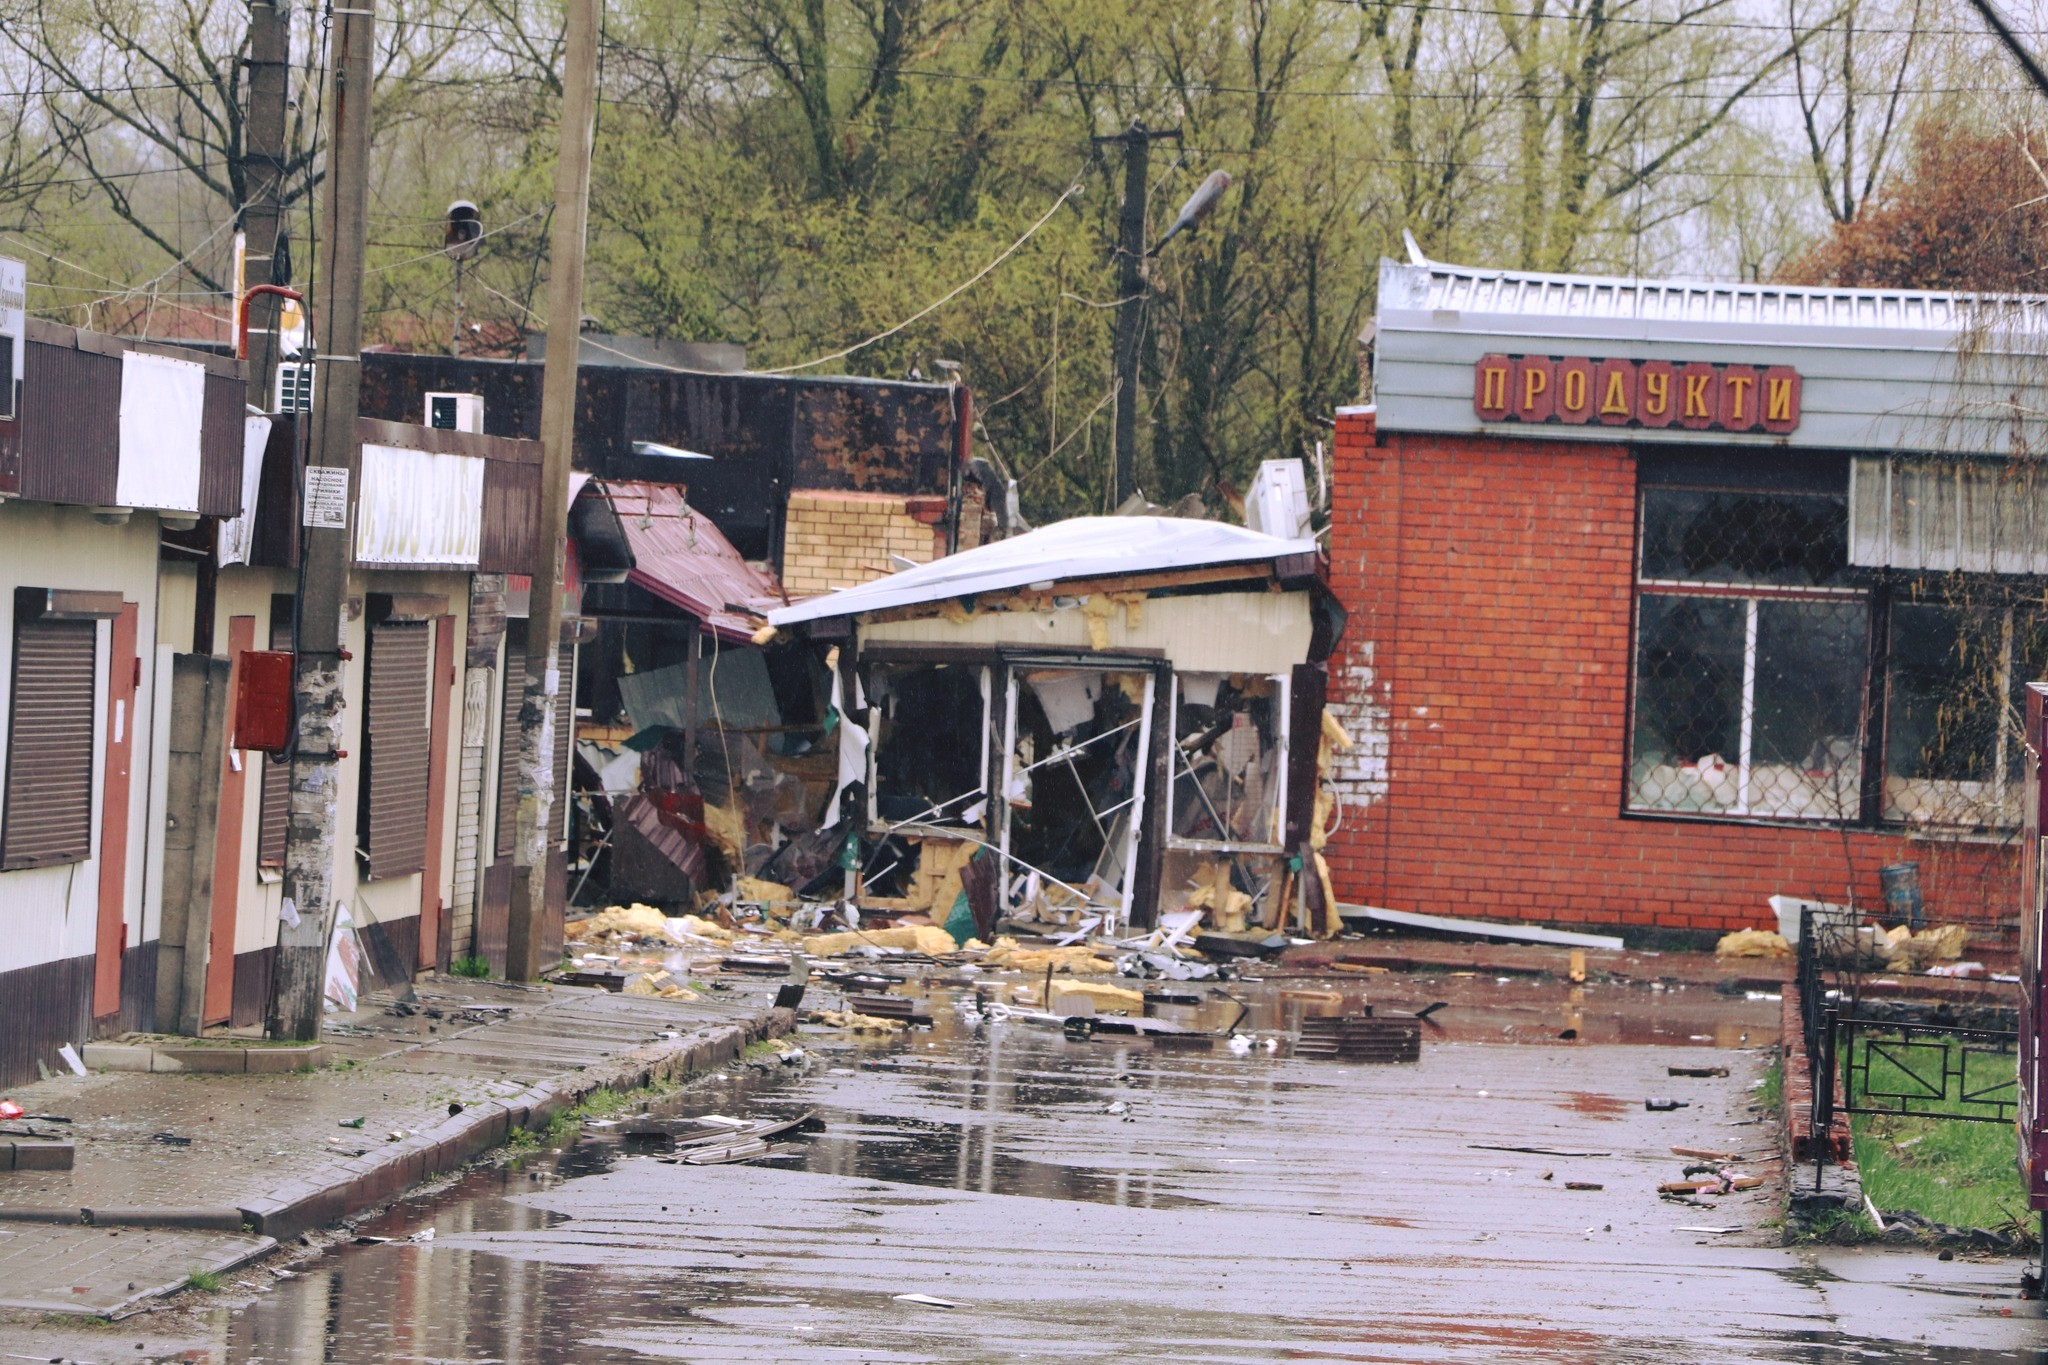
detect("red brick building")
(1323, 255), (2046, 944)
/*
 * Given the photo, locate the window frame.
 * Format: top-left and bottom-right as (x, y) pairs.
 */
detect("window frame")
(1625, 475), (1874, 827)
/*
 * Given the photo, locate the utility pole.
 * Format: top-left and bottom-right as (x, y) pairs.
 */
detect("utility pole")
(271, 0), (374, 1041)
(240, 0), (289, 410)
(505, 0), (601, 981)
(1093, 121), (1178, 508)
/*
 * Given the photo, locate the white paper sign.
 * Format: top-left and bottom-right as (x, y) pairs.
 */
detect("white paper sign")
(303, 465), (350, 529)
(0, 256), (22, 422)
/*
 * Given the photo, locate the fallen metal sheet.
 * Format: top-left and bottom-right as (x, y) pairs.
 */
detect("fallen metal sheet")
(1339, 903), (1625, 952)
(1295, 1014), (1422, 1063)
(843, 994), (933, 1026)
(767, 516), (1316, 625)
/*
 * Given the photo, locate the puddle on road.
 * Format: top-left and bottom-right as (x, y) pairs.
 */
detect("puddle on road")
(207, 977), (2036, 1363)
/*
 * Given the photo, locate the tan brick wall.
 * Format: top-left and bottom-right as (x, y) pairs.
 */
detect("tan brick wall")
(782, 490), (938, 596)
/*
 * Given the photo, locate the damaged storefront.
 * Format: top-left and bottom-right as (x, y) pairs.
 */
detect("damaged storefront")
(765, 514), (1348, 940)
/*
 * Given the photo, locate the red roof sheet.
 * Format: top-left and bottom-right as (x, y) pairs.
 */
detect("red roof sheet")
(601, 481), (783, 642)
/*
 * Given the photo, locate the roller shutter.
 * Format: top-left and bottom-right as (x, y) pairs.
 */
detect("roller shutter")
(3, 619), (96, 869)
(359, 619), (431, 881)
(258, 609), (292, 867)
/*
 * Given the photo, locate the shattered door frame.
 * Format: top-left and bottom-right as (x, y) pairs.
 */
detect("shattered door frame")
(1165, 670), (1293, 855)
(861, 660), (994, 834)
(994, 654), (1160, 930)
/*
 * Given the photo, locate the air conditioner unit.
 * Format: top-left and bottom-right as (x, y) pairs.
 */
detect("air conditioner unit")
(274, 360), (314, 414)
(426, 391), (484, 433)
(1244, 459), (1311, 540)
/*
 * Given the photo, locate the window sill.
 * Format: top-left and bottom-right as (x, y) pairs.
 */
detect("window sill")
(1618, 806), (2019, 844)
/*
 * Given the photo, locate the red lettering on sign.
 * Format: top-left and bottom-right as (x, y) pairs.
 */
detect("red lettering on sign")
(1595, 359), (1635, 426)
(1678, 363), (1717, 431)
(1556, 358), (1595, 425)
(1762, 365), (1801, 434)
(1718, 364), (1761, 432)
(1638, 361), (1677, 428)
(1512, 356), (1555, 423)
(1473, 354), (1513, 421)
(1466, 355), (1801, 433)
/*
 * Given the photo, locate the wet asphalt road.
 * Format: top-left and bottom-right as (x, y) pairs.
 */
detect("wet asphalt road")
(209, 973), (2046, 1363)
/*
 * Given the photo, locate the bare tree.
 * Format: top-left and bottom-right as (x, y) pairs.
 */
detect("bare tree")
(0, 0), (469, 293)
(1787, 0), (1928, 225)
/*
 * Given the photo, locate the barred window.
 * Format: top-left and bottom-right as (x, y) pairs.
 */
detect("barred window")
(1629, 483), (1868, 821)
(1883, 602), (2048, 829)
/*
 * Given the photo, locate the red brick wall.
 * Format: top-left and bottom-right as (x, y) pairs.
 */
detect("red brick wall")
(1323, 409), (2014, 938)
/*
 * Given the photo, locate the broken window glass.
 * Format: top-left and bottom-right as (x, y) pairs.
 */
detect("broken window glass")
(1168, 672), (1288, 848)
(1883, 601), (2048, 828)
(867, 663), (990, 828)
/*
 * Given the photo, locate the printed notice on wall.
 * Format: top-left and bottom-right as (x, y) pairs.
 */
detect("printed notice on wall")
(303, 466), (350, 529)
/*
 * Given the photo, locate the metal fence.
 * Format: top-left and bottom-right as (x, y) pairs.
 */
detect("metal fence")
(1796, 907), (2019, 1188)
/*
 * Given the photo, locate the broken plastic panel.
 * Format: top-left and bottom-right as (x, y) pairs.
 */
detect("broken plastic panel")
(1168, 671), (1289, 852)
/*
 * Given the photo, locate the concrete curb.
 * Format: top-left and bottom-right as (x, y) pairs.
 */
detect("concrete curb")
(1778, 994), (1863, 1237)
(235, 1006), (792, 1241)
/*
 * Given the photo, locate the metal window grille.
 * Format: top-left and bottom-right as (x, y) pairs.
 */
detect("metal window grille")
(1629, 486), (1870, 821)
(1881, 600), (2048, 830)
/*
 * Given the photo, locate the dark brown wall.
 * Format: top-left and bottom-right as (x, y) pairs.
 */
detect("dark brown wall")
(199, 370), (246, 515)
(0, 951), (92, 1090)
(19, 340), (120, 506)
(358, 353), (961, 562)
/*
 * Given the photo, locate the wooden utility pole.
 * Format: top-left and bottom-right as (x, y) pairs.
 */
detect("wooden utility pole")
(1093, 122), (1178, 508)
(505, 0), (601, 981)
(271, 0), (375, 1040)
(240, 0), (290, 409)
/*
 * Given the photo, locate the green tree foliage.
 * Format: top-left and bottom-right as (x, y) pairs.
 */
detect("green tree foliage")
(0, 0), (1947, 519)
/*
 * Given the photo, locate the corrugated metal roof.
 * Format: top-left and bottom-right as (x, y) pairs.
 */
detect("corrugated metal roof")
(769, 516), (1317, 626)
(602, 480), (783, 642)
(1383, 256), (2048, 341)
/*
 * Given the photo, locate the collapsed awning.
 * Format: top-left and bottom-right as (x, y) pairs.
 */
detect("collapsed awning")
(767, 516), (1318, 626)
(599, 480), (784, 642)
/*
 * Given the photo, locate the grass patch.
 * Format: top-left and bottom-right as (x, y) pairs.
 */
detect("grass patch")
(1757, 1056), (1783, 1113)
(449, 956), (491, 979)
(1853, 1112), (2030, 1232)
(184, 1270), (224, 1293)
(1793, 1207), (1880, 1245)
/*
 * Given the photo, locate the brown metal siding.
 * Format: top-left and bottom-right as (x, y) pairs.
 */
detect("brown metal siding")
(18, 341), (119, 506)
(480, 458), (541, 573)
(199, 369), (245, 516)
(360, 619), (431, 881)
(2, 618), (96, 869)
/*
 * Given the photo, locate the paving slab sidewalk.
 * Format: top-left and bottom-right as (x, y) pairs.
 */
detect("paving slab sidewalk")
(0, 973), (787, 1317)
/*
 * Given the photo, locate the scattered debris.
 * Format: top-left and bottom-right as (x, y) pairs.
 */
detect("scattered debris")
(1643, 1098), (1689, 1112)
(1295, 1013), (1421, 1063)
(1667, 1066), (1729, 1078)
(893, 1293), (963, 1309)
(1714, 929), (1790, 959)
(1565, 1181), (1604, 1191)
(812, 1009), (906, 1033)
(1470, 1144), (1612, 1158)
(1337, 903), (1624, 951)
